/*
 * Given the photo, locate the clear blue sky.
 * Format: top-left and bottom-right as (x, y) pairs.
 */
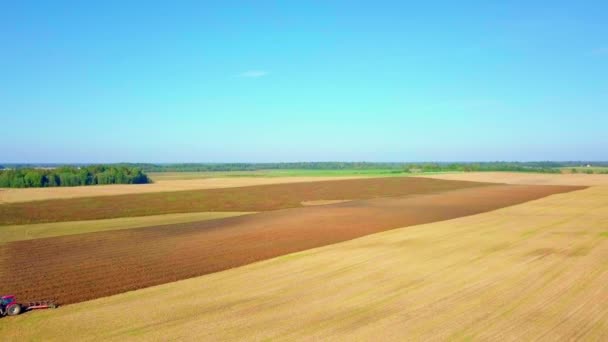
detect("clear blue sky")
(1, 1), (607, 163)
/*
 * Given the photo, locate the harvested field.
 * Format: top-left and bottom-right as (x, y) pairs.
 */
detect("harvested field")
(2, 185), (606, 341)
(0, 184), (580, 305)
(0, 177), (491, 225)
(0, 176), (365, 204)
(0, 212), (253, 244)
(418, 171), (608, 186)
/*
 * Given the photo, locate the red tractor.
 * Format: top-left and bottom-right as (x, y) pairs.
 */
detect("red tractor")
(0, 295), (57, 317)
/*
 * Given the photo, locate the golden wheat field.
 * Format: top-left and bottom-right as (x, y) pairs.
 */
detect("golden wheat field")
(2, 175), (607, 341)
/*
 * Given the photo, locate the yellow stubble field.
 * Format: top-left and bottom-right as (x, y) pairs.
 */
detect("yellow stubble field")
(417, 171), (608, 186)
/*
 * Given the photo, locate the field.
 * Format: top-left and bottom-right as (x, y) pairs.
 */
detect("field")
(147, 168), (415, 180)
(0, 169), (467, 204)
(418, 171), (608, 186)
(1, 176), (607, 340)
(0, 177), (490, 225)
(0, 183), (579, 305)
(0, 175), (366, 204)
(561, 166), (608, 174)
(1, 172), (608, 340)
(0, 212), (253, 244)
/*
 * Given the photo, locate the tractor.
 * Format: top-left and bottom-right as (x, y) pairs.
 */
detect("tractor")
(0, 295), (57, 317)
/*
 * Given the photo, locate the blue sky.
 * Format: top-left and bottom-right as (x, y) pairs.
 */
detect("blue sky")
(1, 1), (607, 162)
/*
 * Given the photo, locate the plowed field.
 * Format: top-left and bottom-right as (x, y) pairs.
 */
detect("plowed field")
(0, 177), (489, 225)
(0, 176), (366, 204)
(0, 183), (581, 305)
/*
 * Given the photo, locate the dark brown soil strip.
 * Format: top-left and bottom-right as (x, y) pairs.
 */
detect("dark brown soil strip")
(0, 177), (491, 225)
(0, 184), (583, 305)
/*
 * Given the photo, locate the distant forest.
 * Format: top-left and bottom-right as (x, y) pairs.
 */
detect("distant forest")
(0, 166), (150, 188)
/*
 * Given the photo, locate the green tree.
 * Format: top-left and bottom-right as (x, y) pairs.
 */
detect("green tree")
(45, 173), (59, 187)
(0, 172), (10, 187)
(24, 171), (43, 187)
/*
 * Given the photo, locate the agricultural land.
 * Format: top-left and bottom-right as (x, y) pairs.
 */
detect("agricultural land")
(1, 172), (608, 340)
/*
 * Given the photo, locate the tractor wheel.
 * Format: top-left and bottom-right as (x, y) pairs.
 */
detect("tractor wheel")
(7, 304), (22, 316)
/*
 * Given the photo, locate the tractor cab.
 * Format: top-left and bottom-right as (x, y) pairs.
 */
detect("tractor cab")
(1, 295), (16, 305)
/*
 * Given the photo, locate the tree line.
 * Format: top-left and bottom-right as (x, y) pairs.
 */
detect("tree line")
(3, 162), (606, 174)
(117, 162), (569, 173)
(0, 166), (151, 188)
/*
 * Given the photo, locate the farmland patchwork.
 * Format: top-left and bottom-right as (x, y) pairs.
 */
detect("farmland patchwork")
(0, 179), (581, 305)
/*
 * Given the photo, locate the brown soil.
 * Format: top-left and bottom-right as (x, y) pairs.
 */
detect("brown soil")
(0, 177), (489, 225)
(0, 176), (367, 204)
(0, 184), (582, 305)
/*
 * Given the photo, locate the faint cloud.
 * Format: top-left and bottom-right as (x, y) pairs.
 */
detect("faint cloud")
(237, 70), (268, 78)
(591, 47), (608, 56)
